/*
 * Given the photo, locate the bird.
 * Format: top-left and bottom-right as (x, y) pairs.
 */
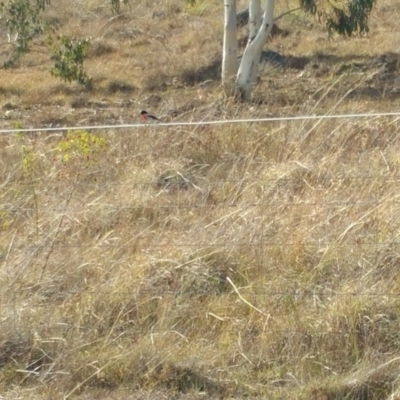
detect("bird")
(140, 110), (160, 123)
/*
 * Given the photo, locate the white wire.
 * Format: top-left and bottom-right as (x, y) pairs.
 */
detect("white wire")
(1, 111), (400, 134)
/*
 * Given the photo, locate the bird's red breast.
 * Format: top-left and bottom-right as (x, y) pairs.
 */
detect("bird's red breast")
(140, 110), (160, 122)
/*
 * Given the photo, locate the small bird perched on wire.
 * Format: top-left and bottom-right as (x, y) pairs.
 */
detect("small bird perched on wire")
(140, 110), (160, 123)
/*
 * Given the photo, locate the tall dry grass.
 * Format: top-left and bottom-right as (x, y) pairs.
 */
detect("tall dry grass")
(1, 0), (400, 399)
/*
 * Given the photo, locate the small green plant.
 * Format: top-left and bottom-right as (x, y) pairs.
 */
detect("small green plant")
(15, 125), (37, 174)
(21, 143), (36, 172)
(0, 0), (51, 67)
(57, 130), (107, 163)
(49, 35), (92, 87)
(110, 0), (130, 13)
(0, 0), (91, 85)
(13, 120), (24, 130)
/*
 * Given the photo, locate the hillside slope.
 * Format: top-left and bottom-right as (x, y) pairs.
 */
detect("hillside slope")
(1, 0), (400, 399)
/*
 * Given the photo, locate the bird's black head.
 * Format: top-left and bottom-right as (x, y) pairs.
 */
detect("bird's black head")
(140, 110), (148, 116)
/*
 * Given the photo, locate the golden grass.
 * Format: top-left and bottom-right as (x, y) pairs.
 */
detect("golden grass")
(1, 0), (400, 399)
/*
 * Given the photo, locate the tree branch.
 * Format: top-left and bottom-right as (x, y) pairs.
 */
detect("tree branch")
(274, 6), (302, 22)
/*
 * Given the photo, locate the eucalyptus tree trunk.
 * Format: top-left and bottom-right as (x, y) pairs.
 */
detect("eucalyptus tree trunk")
(221, 0), (238, 95)
(236, 0), (275, 100)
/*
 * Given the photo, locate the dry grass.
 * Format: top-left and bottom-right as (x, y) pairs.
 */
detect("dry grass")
(1, 0), (400, 399)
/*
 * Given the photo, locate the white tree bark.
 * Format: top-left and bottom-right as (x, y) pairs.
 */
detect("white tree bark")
(248, 0), (261, 40)
(236, 0), (275, 100)
(221, 0), (238, 94)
